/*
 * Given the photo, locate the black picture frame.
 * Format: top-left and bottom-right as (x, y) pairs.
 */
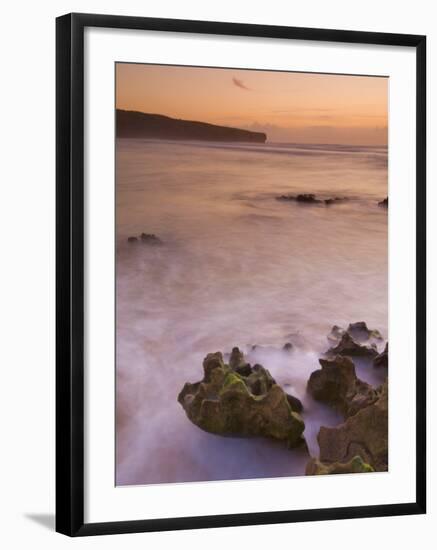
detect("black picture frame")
(56, 12), (426, 537)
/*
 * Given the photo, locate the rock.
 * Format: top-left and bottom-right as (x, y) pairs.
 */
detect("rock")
(327, 325), (345, 344)
(307, 355), (378, 418)
(317, 381), (388, 471)
(327, 332), (378, 358)
(249, 343), (294, 355)
(228, 346), (252, 376)
(140, 233), (163, 245)
(306, 455), (375, 475)
(346, 321), (383, 343)
(277, 194), (348, 205)
(378, 197), (388, 208)
(127, 236), (138, 243)
(327, 322), (382, 345)
(286, 393), (303, 414)
(295, 194), (322, 203)
(324, 197), (347, 205)
(374, 343), (388, 368)
(178, 349), (306, 448)
(276, 193), (321, 204)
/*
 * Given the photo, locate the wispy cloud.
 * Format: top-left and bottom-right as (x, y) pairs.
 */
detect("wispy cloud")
(232, 77), (250, 91)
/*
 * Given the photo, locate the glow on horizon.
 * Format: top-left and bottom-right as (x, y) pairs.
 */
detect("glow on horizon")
(116, 63), (388, 146)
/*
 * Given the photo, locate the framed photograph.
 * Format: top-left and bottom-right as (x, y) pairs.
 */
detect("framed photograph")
(56, 13), (426, 536)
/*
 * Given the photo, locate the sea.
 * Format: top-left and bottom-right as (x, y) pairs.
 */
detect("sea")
(115, 138), (388, 486)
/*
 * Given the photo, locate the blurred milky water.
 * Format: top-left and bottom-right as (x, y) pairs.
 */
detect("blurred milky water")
(115, 138), (388, 485)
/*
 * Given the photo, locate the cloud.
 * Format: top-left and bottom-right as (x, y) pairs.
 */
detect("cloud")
(232, 77), (250, 91)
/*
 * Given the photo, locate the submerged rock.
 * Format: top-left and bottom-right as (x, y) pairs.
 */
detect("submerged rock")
(177, 349), (306, 448)
(140, 233), (163, 245)
(277, 194), (348, 205)
(379, 197), (388, 208)
(276, 193), (321, 204)
(324, 197), (347, 205)
(295, 194), (321, 203)
(249, 342), (295, 355)
(307, 355), (378, 418)
(374, 343), (388, 368)
(306, 455), (375, 475)
(127, 233), (163, 245)
(317, 381), (388, 471)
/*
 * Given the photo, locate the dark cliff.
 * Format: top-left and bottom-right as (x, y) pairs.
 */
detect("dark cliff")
(116, 110), (267, 143)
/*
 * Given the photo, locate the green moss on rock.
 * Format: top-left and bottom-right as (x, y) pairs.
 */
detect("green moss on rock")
(306, 455), (375, 475)
(178, 349), (306, 448)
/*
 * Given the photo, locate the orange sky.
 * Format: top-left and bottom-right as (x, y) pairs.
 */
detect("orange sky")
(116, 63), (388, 146)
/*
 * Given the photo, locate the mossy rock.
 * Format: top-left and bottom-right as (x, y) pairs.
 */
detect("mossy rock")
(178, 349), (306, 448)
(306, 455), (375, 475)
(307, 355), (378, 418)
(316, 380), (388, 471)
(327, 332), (378, 358)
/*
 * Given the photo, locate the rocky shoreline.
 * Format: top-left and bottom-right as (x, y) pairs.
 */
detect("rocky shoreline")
(178, 321), (388, 477)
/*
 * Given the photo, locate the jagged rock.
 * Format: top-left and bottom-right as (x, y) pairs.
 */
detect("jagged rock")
(379, 197), (388, 208)
(346, 321), (383, 343)
(277, 194), (348, 205)
(140, 233), (163, 245)
(276, 193), (322, 204)
(127, 236), (138, 243)
(307, 356), (378, 418)
(317, 381), (388, 471)
(374, 343), (388, 368)
(178, 349), (306, 448)
(306, 455), (375, 475)
(228, 347), (252, 376)
(327, 332), (378, 358)
(286, 393), (303, 414)
(295, 194), (321, 203)
(327, 322), (383, 346)
(327, 325), (345, 344)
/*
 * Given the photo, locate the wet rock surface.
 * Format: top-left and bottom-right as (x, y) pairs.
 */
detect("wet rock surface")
(328, 321), (383, 345)
(127, 233), (163, 245)
(276, 193), (348, 205)
(324, 197), (347, 205)
(277, 193), (321, 204)
(307, 355), (378, 418)
(178, 349), (306, 448)
(316, 380), (388, 472)
(373, 343), (388, 368)
(327, 332), (378, 358)
(346, 321), (383, 343)
(306, 455), (374, 475)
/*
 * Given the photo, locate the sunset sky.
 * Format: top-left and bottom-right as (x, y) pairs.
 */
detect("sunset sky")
(116, 63), (388, 145)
